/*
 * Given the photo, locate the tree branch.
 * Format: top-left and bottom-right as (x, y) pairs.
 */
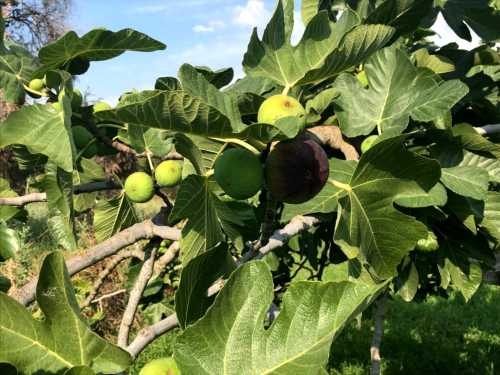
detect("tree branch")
(474, 124), (500, 136)
(91, 289), (127, 304)
(238, 213), (333, 265)
(153, 242), (180, 275)
(370, 288), (389, 375)
(307, 126), (359, 161)
(79, 249), (144, 309)
(117, 238), (161, 348)
(0, 180), (123, 206)
(12, 217), (180, 306)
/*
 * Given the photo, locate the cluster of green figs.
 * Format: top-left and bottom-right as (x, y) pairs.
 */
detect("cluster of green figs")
(122, 93), (380, 205)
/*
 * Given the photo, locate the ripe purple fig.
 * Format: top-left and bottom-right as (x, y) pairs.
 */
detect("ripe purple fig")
(265, 137), (329, 204)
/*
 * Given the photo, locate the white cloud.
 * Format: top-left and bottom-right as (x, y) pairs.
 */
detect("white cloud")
(291, 11), (305, 46)
(428, 13), (481, 50)
(233, 1), (270, 29)
(193, 20), (226, 33)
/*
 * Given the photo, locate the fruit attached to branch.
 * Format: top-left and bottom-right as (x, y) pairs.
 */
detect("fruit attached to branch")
(71, 126), (92, 149)
(59, 88), (83, 110)
(156, 160), (183, 187)
(124, 172), (156, 203)
(29, 79), (45, 91)
(93, 102), (111, 112)
(265, 137), (329, 204)
(214, 148), (264, 200)
(361, 135), (379, 153)
(257, 94), (306, 132)
(139, 357), (181, 375)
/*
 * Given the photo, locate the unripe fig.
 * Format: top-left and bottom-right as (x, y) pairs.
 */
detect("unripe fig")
(139, 357), (181, 375)
(265, 137), (329, 204)
(59, 88), (83, 110)
(81, 143), (97, 159)
(29, 79), (45, 91)
(72, 126), (92, 149)
(124, 172), (156, 203)
(93, 102), (111, 112)
(155, 160), (182, 187)
(361, 135), (378, 153)
(43, 71), (61, 90)
(356, 70), (368, 88)
(51, 102), (63, 112)
(214, 148), (263, 200)
(258, 94), (306, 132)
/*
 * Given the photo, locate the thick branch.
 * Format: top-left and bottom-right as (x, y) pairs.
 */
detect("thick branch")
(117, 239), (161, 348)
(79, 249), (144, 309)
(238, 214), (333, 265)
(474, 124), (500, 136)
(0, 180), (123, 206)
(126, 314), (180, 359)
(12, 219), (180, 306)
(307, 126), (359, 161)
(153, 242), (180, 274)
(370, 288), (389, 375)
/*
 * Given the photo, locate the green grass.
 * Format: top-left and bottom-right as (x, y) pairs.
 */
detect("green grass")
(328, 284), (500, 375)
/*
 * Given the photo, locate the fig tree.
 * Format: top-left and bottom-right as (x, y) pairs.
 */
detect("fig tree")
(58, 88), (83, 110)
(93, 102), (111, 112)
(139, 357), (181, 375)
(214, 148), (263, 200)
(29, 79), (45, 91)
(81, 143), (97, 159)
(155, 160), (182, 187)
(124, 172), (156, 203)
(361, 135), (378, 153)
(265, 137), (329, 204)
(72, 126), (92, 149)
(257, 94), (306, 132)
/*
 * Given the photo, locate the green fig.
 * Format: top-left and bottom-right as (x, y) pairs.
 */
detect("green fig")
(361, 135), (379, 153)
(124, 172), (156, 203)
(155, 160), (183, 187)
(72, 126), (92, 149)
(258, 94), (306, 132)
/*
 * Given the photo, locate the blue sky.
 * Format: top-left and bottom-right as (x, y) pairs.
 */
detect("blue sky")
(68, 0), (481, 106)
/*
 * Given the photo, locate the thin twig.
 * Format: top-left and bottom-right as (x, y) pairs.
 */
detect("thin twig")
(79, 249), (144, 309)
(117, 238), (161, 348)
(91, 289), (127, 304)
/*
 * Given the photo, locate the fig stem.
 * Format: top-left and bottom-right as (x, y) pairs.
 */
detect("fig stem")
(210, 142), (229, 169)
(282, 85), (291, 96)
(205, 169), (215, 178)
(23, 84), (49, 97)
(376, 122), (382, 135)
(210, 138), (260, 156)
(75, 138), (97, 161)
(327, 178), (351, 192)
(146, 150), (155, 174)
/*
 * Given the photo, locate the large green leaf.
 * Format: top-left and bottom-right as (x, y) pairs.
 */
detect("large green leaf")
(194, 66), (234, 89)
(93, 189), (138, 243)
(364, 0), (434, 42)
(451, 123), (500, 156)
(0, 225), (20, 262)
(333, 46), (469, 136)
(44, 161), (76, 252)
(395, 182), (448, 208)
(440, 165), (489, 200)
(32, 28), (166, 78)
(412, 48), (455, 74)
(0, 42), (37, 104)
(0, 251), (131, 373)
(396, 255), (418, 302)
(0, 104), (74, 172)
(301, 0), (338, 27)
(10, 145), (48, 170)
(463, 7), (500, 42)
(446, 191), (478, 234)
(128, 124), (172, 156)
(175, 243), (235, 329)
(334, 135), (441, 279)
(175, 261), (386, 375)
(243, 2), (394, 88)
(437, 228), (496, 301)
(72, 158), (106, 212)
(281, 159), (355, 221)
(479, 191), (500, 245)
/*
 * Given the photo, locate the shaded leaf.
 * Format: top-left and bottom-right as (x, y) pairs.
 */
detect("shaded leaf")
(440, 165), (489, 200)
(396, 255), (418, 302)
(72, 159), (106, 212)
(0, 225), (20, 262)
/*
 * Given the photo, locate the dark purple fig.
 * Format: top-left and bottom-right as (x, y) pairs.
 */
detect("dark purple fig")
(265, 137), (329, 204)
